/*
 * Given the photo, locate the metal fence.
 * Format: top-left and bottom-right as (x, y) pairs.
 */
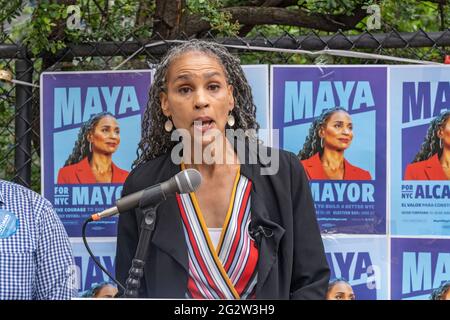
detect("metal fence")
(1, 28), (449, 192)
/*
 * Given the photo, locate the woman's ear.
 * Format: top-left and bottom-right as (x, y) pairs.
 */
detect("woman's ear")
(160, 91), (171, 117)
(227, 84), (235, 112)
(318, 126), (325, 139)
(437, 126), (444, 139)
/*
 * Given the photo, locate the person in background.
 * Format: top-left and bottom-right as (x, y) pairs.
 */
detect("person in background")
(81, 282), (118, 298)
(326, 278), (355, 300)
(430, 281), (450, 300)
(0, 180), (76, 300)
(298, 107), (371, 180)
(57, 112), (129, 184)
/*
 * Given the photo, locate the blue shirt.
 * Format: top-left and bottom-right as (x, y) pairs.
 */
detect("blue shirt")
(0, 180), (77, 300)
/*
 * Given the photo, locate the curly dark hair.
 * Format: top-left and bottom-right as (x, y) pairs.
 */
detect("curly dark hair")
(413, 110), (450, 163)
(430, 281), (450, 300)
(63, 112), (115, 166)
(133, 40), (259, 168)
(297, 107), (348, 160)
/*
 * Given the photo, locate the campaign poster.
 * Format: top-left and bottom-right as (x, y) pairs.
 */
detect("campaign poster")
(243, 65), (270, 146)
(390, 66), (450, 236)
(41, 70), (152, 237)
(391, 237), (450, 300)
(323, 235), (389, 300)
(70, 238), (117, 294)
(271, 66), (387, 234)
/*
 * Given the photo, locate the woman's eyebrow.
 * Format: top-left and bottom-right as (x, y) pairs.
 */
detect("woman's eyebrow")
(331, 120), (352, 124)
(204, 71), (222, 79)
(173, 73), (193, 83)
(173, 71), (222, 83)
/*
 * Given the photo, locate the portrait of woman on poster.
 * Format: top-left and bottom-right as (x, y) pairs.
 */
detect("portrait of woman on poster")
(298, 107), (372, 180)
(404, 110), (450, 180)
(57, 112), (129, 184)
(115, 40), (329, 299)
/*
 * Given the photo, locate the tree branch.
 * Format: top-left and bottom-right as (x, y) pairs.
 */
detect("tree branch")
(238, 0), (291, 36)
(182, 6), (367, 36)
(153, 0), (185, 38)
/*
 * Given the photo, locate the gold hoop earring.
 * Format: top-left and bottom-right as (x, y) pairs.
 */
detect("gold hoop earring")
(164, 117), (173, 132)
(89, 142), (92, 153)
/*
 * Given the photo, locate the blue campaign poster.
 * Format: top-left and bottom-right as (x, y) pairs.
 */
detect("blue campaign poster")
(323, 235), (389, 300)
(391, 237), (450, 300)
(271, 66), (387, 234)
(390, 66), (450, 236)
(70, 238), (117, 294)
(41, 70), (152, 237)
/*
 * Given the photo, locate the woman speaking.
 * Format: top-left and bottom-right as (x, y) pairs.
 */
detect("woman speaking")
(115, 40), (329, 299)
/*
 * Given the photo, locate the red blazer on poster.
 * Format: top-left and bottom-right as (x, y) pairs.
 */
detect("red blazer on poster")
(404, 154), (448, 180)
(301, 152), (372, 180)
(57, 157), (129, 184)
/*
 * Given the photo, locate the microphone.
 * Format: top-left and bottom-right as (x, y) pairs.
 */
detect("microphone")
(91, 169), (202, 221)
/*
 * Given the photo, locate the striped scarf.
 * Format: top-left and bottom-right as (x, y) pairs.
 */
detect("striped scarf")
(176, 169), (258, 299)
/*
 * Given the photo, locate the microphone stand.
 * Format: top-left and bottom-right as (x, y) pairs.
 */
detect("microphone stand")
(123, 201), (159, 298)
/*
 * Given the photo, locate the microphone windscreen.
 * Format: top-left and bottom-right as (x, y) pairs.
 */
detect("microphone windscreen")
(175, 169), (202, 194)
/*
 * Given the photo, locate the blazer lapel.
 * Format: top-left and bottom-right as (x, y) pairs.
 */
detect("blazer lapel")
(76, 157), (96, 183)
(250, 189), (285, 297)
(149, 160), (189, 272)
(425, 154), (447, 180)
(151, 196), (189, 272)
(305, 153), (328, 180)
(344, 159), (356, 179)
(240, 142), (285, 298)
(111, 161), (123, 183)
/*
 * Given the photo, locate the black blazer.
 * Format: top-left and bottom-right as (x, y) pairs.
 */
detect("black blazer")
(115, 142), (330, 299)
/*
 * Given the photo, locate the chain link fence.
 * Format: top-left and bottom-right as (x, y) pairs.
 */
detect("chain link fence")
(1, 26), (449, 192)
